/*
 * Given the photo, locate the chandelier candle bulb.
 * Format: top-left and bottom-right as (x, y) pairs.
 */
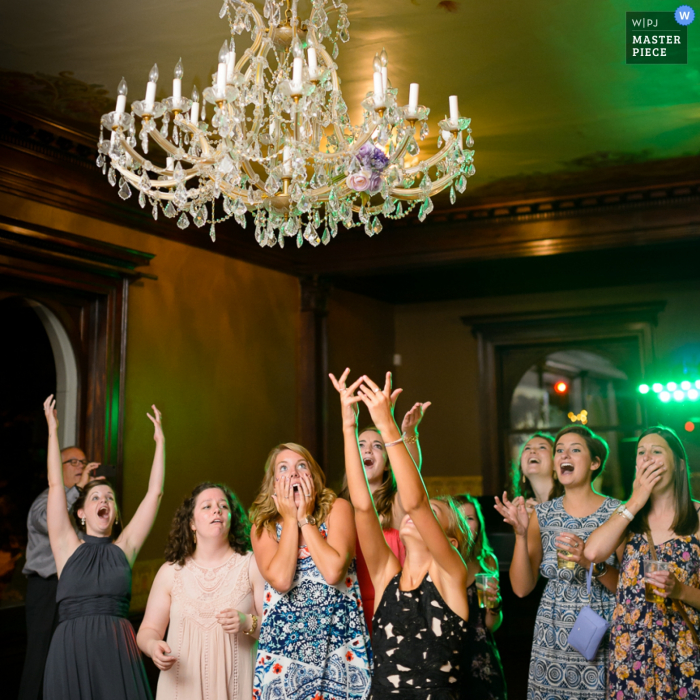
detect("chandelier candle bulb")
(226, 42), (236, 82)
(308, 47), (318, 79)
(408, 83), (419, 114)
(145, 64), (158, 112)
(173, 59), (183, 103)
(381, 65), (388, 92)
(449, 95), (459, 126)
(292, 57), (303, 91)
(282, 145), (292, 176)
(115, 78), (128, 115)
(373, 71), (384, 106)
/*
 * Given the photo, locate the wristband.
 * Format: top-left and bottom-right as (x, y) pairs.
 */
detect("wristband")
(244, 614), (258, 636)
(616, 505), (634, 522)
(384, 434), (405, 448)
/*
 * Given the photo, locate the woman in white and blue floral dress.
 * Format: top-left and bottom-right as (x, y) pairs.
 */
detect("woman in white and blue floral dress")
(496, 425), (621, 700)
(250, 442), (371, 700)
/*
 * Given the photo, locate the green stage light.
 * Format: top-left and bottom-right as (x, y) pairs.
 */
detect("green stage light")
(682, 381), (692, 391)
(689, 389), (699, 401)
(639, 384), (650, 394)
(696, 380), (700, 390)
(653, 383), (663, 393)
(668, 382), (678, 391)
(659, 391), (671, 402)
(674, 390), (685, 401)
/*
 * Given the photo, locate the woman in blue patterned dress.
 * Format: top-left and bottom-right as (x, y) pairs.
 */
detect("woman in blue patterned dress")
(586, 426), (700, 699)
(495, 425), (621, 700)
(250, 442), (371, 700)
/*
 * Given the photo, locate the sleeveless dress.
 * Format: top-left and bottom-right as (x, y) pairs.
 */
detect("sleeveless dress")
(44, 534), (152, 700)
(463, 581), (507, 699)
(370, 572), (467, 700)
(609, 532), (700, 699)
(356, 527), (406, 633)
(156, 551), (257, 700)
(528, 496), (620, 700)
(253, 521), (372, 700)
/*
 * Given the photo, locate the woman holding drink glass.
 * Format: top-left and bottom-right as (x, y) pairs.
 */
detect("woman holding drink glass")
(454, 494), (507, 700)
(585, 426), (700, 699)
(495, 425), (620, 700)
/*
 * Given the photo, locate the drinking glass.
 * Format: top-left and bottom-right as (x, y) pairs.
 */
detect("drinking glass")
(644, 559), (668, 603)
(475, 573), (498, 609)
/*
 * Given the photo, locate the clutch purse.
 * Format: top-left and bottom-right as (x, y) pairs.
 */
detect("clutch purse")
(567, 563), (610, 661)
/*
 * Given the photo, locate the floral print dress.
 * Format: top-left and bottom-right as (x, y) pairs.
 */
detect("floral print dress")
(253, 522), (372, 700)
(609, 532), (700, 699)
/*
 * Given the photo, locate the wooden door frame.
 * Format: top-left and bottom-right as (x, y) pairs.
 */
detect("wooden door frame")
(462, 302), (666, 495)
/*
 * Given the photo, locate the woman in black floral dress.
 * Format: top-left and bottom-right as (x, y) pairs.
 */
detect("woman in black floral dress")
(455, 494), (507, 700)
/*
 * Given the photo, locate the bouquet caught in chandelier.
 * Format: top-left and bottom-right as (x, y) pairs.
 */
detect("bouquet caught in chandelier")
(97, 0), (476, 248)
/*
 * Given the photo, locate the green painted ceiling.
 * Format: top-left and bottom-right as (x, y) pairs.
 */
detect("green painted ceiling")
(1, 0), (698, 200)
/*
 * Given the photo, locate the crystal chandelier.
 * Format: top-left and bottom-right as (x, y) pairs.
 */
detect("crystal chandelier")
(98, 0), (475, 247)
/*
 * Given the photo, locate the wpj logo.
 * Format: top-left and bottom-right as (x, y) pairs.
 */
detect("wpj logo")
(626, 10), (690, 64)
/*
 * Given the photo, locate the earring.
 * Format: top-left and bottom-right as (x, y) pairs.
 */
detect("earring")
(193, 531), (197, 545)
(81, 517), (85, 526)
(115, 516), (119, 525)
(522, 473), (526, 484)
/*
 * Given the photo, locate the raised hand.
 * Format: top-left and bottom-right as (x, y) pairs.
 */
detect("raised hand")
(554, 532), (590, 570)
(494, 492), (529, 537)
(147, 405), (164, 443)
(43, 395), (58, 432)
(297, 473), (316, 521)
(273, 476), (298, 523)
(77, 462), (105, 489)
(357, 372), (397, 432)
(401, 401), (431, 436)
(525, 497), (539, 514)
(329, 369), (364, 429)
(149, 640), (176, 671)
(216, 608), (248, 634)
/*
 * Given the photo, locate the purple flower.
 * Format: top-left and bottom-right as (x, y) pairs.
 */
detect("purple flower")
(369, 148), (389, 172)
(355, 143), (389, 173)
(368, 171), (382, 192)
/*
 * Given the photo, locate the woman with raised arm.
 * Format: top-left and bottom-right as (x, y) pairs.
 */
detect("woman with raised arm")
(453, 493), (507, 700)
(509, 432), (562, 513)
(495, 424), (620, 700)
(333, 370), (469, 699)
(584, 426), (700, 699)
(42, 395), (165, 700)
(334, 367), (430, 631)
(137, 482), (265, 700)
(250, 442), (371, 700)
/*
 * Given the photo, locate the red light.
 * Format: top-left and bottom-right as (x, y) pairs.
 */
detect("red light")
(554, 381), (568, 394)
(685, 421), (695, 432)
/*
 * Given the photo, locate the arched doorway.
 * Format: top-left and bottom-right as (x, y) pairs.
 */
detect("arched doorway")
(0, 295), (78, 608)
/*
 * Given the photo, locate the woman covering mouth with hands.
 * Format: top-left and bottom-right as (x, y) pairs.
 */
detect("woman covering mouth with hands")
(495, 425), (620, 700)
(334, 367), (430, 633)
(249, 442), (371, 700)
(137, 482), (264, 700)
(41, 395), (165, 700)
(333, 370), (469, 700)
(584, 426), (700, 699)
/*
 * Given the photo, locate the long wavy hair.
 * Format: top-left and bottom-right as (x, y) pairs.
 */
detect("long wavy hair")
(508, 432), (562, 502)
(164, 482), (250, 566)
(554, 425), (609, 480)
(338, 426), (397, 528)
(73, 479), (122, 539)
(628, 426), (699, 537)
(434, 495), (473, 562)
(250, 443), (337, 538)
(453, 493), (498, 575)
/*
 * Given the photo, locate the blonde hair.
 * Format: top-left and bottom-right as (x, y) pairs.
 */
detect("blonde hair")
(338, 427), (396, 529)
(250, 443), (337, 538)
(434, 495), (473, 561)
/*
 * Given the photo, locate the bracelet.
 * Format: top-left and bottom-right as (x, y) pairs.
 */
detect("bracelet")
(404, 433), (419, 445)
(616, 505), (635, 522)
(244, 614), (258, 636)
(384, 434), (405, 448)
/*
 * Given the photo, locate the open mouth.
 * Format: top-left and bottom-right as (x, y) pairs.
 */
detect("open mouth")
(363, 457), (374, 468)
(560, 462), (574, 475)
(528, 457), (540, 465)
(212, 518), (223, 524)
(97, 505), (110, 519)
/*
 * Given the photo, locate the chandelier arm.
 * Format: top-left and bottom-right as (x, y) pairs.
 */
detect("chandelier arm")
(112, 162), (177, 201)
(387, 131), (413, 165)
(218, 179), (254, 200)
(389, 172), (456, 200)
(148, 129), (187, 159)
(402, 137), (459, 176)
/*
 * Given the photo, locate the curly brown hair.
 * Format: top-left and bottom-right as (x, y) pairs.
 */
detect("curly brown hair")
(250, 443), (337, 538)
(164, 482), (251, 566)
(73, 480), (122, 539)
